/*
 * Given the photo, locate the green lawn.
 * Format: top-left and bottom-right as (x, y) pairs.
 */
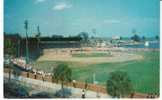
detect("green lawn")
(32, 51), (159, 94)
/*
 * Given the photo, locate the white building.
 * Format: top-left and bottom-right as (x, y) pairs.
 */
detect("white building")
(112, 36), (120, 40)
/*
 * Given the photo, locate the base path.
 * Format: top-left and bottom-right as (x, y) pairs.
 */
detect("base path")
(37, 51), (143, 64)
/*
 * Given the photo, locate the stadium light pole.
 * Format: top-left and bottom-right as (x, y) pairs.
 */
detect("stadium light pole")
(24, 20), (29, 64)
(37, 25), (41, 49)
(18, 38), (20, 57)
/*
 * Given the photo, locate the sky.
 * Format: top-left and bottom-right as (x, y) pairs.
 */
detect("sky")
(4, 0), (160, 37)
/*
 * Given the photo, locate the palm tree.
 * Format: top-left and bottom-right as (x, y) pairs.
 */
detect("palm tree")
(4, 39), (16, 56)
(106, 71), (134, 98)
(52, 63), (72, 97)
(4, 39), (16, 81)
(24, 20), (29, 64)
(155, 35), (159, 40)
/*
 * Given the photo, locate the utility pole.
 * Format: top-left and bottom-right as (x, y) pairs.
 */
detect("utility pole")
(24, 20), (29, 64)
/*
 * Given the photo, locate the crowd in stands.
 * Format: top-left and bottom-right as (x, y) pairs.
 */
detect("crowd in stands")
(12, 58), (52, 79)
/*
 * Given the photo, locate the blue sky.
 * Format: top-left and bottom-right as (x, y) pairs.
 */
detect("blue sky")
(4, 0), (160, 37)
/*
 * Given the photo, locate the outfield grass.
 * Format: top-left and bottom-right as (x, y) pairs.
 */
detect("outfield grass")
(32, 51), (159, 94)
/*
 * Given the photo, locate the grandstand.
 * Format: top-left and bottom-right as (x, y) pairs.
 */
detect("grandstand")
(4, 33), (83, 60)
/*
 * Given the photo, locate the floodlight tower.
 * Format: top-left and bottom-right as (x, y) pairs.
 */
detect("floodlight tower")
(37, 25), (41, 49)
(37, 25), (41, 37)
(17, 38), (20, 57)
(92, 28), (98, 47)
(24, 20), (29, 64)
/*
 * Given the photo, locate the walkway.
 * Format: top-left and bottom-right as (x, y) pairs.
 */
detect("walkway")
(4, 73), (110, 98)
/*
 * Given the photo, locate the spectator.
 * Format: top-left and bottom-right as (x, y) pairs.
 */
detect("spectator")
(34, 72), (37, 79)
(130, 93), (134, 98)
(27, 72), (29, 78)
(42, 73), (45, 82)
(72, 80), (76, 87)
(82, 89), (85, 98)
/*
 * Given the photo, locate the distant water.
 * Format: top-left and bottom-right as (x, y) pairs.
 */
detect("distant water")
(123, 42), (160, 49)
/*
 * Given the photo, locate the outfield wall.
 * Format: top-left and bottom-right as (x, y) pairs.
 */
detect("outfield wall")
(42, 47), (159, 53)
(4, 68), (157, 98)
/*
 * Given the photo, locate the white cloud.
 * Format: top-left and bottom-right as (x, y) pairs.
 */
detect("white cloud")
(103, 19), (121, 24)
(35, 0), (46, 4)
(53, 3), (72, 11)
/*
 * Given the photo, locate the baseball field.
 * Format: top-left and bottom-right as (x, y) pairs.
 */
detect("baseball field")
(31, 50), (159, 94)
